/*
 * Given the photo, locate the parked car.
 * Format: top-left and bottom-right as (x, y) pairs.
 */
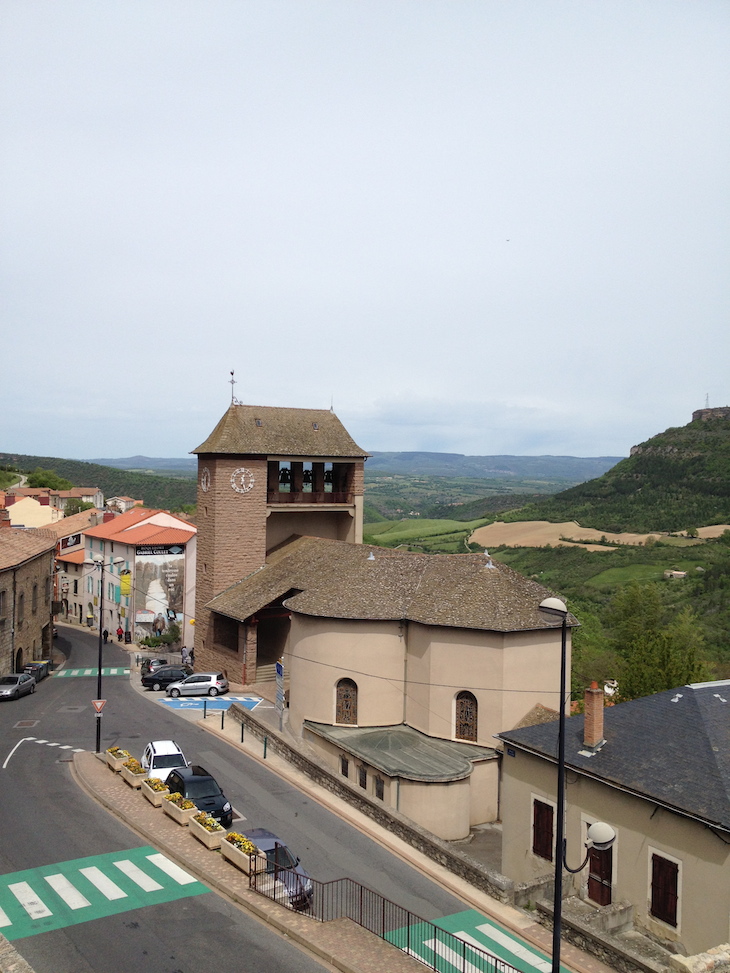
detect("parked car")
(141, 664), (193, 692)
(166, 672), (229, 698)
(165, 766), (233, 827)
(244, 828), (313, 910)
(140, 657), (168, 676)
(140, 740), (188, 782)
(0, 673), (36, 700)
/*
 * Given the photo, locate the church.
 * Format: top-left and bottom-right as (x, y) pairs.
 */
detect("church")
(192, 402), (572, 839)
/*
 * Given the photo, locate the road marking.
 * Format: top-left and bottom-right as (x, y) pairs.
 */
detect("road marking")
(113, 860), (163, 892)
(0, 846), (209, 941)
(54, 668), (130, 678)
(160, 695), (262, 711)
(78, 866), (127, 900)
(145, 854), (197, 885)
(44, 875), (91, 910)
(8, 883), (52, 920)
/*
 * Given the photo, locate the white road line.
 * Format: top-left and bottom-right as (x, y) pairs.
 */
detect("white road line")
(113, 860), (163, 891)
(84, 669), (93, 675)
(79, 866), (127, 900)
(44, 874), (91, 910)
(0, 906), (10, 928)
(146, 854), (197, 885)
(34, 740), (48, 745)
(474, 923), (552, 972)
(425, 938), (483, 973)
(9, 882), (53, 919)
(58, 745), (72, 750)
(47, 743), (59, 748)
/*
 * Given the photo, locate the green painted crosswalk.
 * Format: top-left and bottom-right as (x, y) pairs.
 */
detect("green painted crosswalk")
(54, 667), (130, 677)
(387, 909), (558, 973)
(0, 846), (209, 940)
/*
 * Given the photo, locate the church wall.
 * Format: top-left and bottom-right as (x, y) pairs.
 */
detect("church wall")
(399, 777), (471, 840)
(287, 614), (405, 733)
(266, 509), (357, 550)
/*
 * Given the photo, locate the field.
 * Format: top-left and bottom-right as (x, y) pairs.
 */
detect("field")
(469, 520), (730, 551)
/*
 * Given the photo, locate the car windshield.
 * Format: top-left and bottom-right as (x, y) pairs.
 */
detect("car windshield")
(0, 676), (19, 685)
(152, 755), (184, 769)
(185, 779), (222, 799)
(265, 845), (297, 870)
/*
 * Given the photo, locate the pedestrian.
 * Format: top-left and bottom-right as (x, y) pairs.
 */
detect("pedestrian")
(116, 626), (124, 642)
(181, 646), (188, 665)
(189, 647), (195, 667)
(103, 629), (109, 643)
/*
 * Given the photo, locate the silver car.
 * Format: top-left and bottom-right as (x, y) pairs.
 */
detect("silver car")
(166, 672), (229, 698)
(0, 673), (37, 700)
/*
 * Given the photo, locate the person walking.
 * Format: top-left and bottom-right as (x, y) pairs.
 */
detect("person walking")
(189, 647), (195, 667)
(116, 626), (124, 642)
(103, 629), (109, 643)
(181, 646), (188, 665)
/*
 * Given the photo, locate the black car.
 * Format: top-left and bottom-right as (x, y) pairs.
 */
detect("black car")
(141, 664), (193, 691)
(165, 766), (233, 828)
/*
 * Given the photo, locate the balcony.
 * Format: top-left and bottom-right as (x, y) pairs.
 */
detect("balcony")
(267, 490), (352, 505)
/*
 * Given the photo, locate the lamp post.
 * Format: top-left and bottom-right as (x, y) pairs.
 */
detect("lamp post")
(539, 596), (616, 973)
(86, 555), (124, 753)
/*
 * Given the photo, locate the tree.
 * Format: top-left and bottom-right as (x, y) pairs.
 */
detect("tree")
(26, 467), (73, 490)
(64, 499), (95, 516)
(569, 600), (617, 698)
(609, 581), (663, 657)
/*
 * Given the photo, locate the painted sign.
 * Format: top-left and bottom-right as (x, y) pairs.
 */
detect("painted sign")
(134, 545), (185, 641)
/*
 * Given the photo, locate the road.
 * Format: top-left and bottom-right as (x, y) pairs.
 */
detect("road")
(0, 625), (467, 973)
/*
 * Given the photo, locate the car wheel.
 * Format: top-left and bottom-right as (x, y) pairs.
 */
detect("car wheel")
(30, 683), (35, 693)
(152, 682), (162, 692)
(13, 689), (19, 700)
(170, 688), (181, 698)
(208, 687), (218, 697)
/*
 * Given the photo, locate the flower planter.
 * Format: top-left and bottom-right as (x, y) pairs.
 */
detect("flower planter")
(189, 817), (225, 850)
(162, 800), (197, 826)
(220, 839), (264, 874)
(120, 765), (146, 789)
(105, 753), (128, 773)
(141, 781), (169, 807)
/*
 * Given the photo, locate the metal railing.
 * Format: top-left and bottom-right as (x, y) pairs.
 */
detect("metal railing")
(249, 864), (520, 973)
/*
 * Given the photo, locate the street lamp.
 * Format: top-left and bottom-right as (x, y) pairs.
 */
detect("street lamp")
(86, 555), (124, 753)
(539, 596), (615, 973)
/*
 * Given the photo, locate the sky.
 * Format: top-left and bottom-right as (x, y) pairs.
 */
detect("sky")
(2, 1), (728, 461)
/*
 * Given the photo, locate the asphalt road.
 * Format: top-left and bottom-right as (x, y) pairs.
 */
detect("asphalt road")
(1, 626), (467, 973)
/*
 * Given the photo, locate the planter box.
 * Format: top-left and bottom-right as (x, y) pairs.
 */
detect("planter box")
(120, 765), (146, 789)
(189, 817), (225, 850)
(141, 781), (169, 807)
(220, 839), (265, 874)
(162, 800), (197, 826)
(105, 753), (128, 773)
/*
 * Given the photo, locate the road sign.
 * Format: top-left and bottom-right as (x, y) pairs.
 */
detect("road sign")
(92, 700), (106, 713)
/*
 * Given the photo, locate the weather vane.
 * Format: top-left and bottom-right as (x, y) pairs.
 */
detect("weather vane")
(229, 370), (242, 406)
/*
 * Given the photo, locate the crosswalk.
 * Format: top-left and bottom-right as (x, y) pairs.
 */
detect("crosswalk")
(0, 846), (209, 940)
(388, 909), (558, 973)
(54, 667), (130, 677)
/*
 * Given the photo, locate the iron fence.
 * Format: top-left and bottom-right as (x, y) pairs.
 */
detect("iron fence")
(249, 863), (520, 973)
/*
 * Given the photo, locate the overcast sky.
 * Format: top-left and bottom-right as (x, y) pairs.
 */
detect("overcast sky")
(2, 1), (728, 461)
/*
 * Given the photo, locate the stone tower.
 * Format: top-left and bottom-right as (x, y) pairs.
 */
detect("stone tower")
(192, 403), (368, 679)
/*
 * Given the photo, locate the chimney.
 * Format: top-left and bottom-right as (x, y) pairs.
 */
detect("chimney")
(39, 495), (50, 505)
(103, 510), (115, 523)
(5, 495), (15, 506)
(0, 509), (10, 528)
(584, 681), (605, 750)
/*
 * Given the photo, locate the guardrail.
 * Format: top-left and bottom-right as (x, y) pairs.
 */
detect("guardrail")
(249, 865), (520, 973)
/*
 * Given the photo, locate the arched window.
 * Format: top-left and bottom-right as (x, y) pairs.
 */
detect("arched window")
(336, 678), (358, 724)
(455, 691), (478, 742)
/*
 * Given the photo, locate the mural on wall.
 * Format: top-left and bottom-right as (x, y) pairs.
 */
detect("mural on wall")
(134, 544), (185, 640)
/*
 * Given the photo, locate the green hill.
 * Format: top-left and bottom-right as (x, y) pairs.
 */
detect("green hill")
(505, 414), (730, 533)
(0, 453), (196, 511)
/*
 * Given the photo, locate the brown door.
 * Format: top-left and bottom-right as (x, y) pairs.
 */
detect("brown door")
(587, 846), (612, 905)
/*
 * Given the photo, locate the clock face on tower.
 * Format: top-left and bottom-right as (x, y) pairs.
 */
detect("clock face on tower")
(230, 467), (255, 494)
(200, 467), (211, 493)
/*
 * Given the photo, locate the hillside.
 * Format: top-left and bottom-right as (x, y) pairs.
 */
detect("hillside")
(0, 453), (196, 510)
(505, 414), (730, 533)
(367, 451), (622, 481)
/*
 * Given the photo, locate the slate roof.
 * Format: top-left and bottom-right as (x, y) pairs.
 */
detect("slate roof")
(0, 528), (57, 571)
(207, 536), (573, 633)
(499, 680), (730, 832)
(193, 404), (369, 458)
(304, 721), (497, 781)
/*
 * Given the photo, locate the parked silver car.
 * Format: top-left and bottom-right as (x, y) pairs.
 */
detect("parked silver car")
(0, 673), (36, 700)
(166, 672), (229, 698)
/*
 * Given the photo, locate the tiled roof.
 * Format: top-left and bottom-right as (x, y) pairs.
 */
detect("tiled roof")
(125, 526), (195, 546)
(84, 508), (160, 539)
(208, 536), (572, 633)
(304, 721), (497, 781)
(194, 404), (369, 458)
(499, 680), (730, 832)
(0, 528), (57, 571)
(40, 508), (106, 539)
(57, 549), (85, 565)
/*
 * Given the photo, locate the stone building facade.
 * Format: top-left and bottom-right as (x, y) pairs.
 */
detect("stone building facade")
(0, 520), (56, 673)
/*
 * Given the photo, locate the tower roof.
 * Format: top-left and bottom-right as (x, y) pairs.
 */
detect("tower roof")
(193, 404), (369, 459)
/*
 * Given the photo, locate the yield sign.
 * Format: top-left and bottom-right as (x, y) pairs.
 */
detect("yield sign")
(92, 699), (106, 713)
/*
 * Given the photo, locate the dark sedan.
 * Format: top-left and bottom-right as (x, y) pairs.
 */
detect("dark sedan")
(141, 664), (193, 691)
(165, 766), (233, 828)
